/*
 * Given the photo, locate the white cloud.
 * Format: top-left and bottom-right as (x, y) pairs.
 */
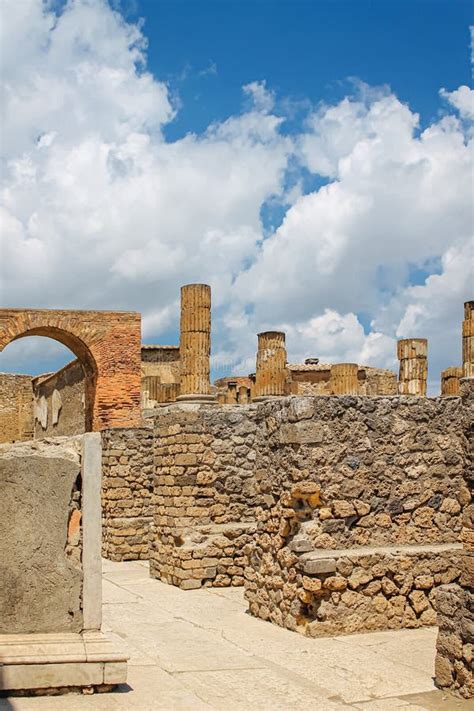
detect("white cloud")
(0, 1), (472, 396)
(440, 85), (474, 120)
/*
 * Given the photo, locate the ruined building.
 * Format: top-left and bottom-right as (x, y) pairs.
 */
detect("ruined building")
(0, 291), (472, 698)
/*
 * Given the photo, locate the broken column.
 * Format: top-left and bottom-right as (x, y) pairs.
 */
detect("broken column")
(463, 300), (474, 378)
(254, 331), (287, 400)
(226, 381), (238, 404)
(177, 284), (214, 402)
(238, 385), (249, 404)
(330, 363), (359, 395)
(397, 338), (428, 396)
(441, 367), (463, 396)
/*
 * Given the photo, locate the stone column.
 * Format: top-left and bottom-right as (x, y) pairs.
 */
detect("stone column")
(441, 367), (463, 396)
(238, 385), (249, 404)
(330, 363), (359, 395)
(226, 381), (238, 404)
(254, 331), (287, 400)
(463, 301), (474, 378)
(397, 339), (428, 396)
(177, 284), (215, 402)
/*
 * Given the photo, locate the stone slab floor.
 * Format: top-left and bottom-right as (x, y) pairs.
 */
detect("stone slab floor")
(1, 560), (471, 711)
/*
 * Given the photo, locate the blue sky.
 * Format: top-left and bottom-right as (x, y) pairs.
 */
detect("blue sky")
(0, 0), (472, 388)
(129, 0), (471, 139)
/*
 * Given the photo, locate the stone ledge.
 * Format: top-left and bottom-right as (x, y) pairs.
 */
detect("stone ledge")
(0, 631), (128, 692)
(298, 543), (463, 574)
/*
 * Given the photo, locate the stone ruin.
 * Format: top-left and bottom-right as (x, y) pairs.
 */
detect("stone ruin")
(0, 289), (472, 698)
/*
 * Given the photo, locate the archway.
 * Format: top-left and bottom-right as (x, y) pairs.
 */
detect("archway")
(0, 308), (142, 430)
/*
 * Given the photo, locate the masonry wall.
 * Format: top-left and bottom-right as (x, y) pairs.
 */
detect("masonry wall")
(101, 427), (154, 561)
(0, 373), (34, 443)
(244, 395), (467, 636)
(149, 404), (264, 589)
(33, 360), (85, 437)
(0, 437), (83, 633)
(288, 365), (398, 396)
(435, 378), (474, 698)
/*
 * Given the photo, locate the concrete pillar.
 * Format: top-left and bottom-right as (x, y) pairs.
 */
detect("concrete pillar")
(463, 300), (474, 378)
(330, 363), (359, 395)
(397, 338), (428, 396)
(177, 284), (215, 402)
(254, 331), (287, 400)
(441, 367), (463, 396)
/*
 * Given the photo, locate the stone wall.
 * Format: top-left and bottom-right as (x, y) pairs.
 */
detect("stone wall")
(243, 394), (467, 636)
(149, 404), (264, 589)
(32, 359), (85, 437)
(288, 364), (398, 396)
(435, 378), (474, 698)
(101, 426), (154, 561)
(0, 437), (83, 633)
(0, 373), (34, 443)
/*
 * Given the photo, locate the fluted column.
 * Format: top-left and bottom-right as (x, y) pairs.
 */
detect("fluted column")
(397, 338), (428, 396)
(463, 301), (474, 378)
(330, 363), (359, 395)
(441, 367), (462, 396)
(177, 284), (215, 402)
(254, 331), (287, 400)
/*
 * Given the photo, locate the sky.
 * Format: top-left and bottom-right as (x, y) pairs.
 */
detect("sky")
(0, 0), (472, 392)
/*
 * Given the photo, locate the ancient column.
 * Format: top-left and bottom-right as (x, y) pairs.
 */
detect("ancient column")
(441, 367), (463, 396)
(397, 338), (428, 396)
(177, 284), (214, 402)
(463, 300), (474, 378)
(238, 385), (249, 404)
(254, 331), (287, 400)
(226, 381), (238, 404)
(330, 363), (359, 395)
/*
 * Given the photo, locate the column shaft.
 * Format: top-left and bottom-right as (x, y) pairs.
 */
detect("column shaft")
(330, 363), (359, 395)
(179, 284), (212, 399)
(397, 339), (428, 396)
(440, 367), (462, 396)
(254, 331), (287, 399)
(463, 301), (474, 378)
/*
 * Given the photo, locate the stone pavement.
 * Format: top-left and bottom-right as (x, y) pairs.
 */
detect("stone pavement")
(1, 560), (471, 711)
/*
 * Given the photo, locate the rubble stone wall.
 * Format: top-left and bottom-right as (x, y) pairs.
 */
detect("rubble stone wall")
(435, 378), (474, 698)
(243, 394), (468, 636)
(0, 373), (34, 443)
(101, 427), (154, 561)
(149, 404), (265, 589)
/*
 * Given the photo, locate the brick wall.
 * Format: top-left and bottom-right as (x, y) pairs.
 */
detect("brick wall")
(0, 309), (142, 431)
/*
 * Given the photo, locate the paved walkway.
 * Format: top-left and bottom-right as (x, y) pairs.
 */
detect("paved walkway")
(2, 560), (470, 710)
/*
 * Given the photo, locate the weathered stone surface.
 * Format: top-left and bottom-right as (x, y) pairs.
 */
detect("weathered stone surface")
(0, 438), (83, 633)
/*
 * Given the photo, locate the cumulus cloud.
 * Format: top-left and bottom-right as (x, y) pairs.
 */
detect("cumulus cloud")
(0, 0), (472, 393)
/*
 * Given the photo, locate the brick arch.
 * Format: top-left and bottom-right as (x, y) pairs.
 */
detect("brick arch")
(0, 309), (142, 431)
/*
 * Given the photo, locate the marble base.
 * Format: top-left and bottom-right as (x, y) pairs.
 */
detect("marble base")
(0, 631), (128, 692)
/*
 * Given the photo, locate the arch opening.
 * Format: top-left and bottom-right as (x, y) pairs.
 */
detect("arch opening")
(0, 331), (97, 439)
